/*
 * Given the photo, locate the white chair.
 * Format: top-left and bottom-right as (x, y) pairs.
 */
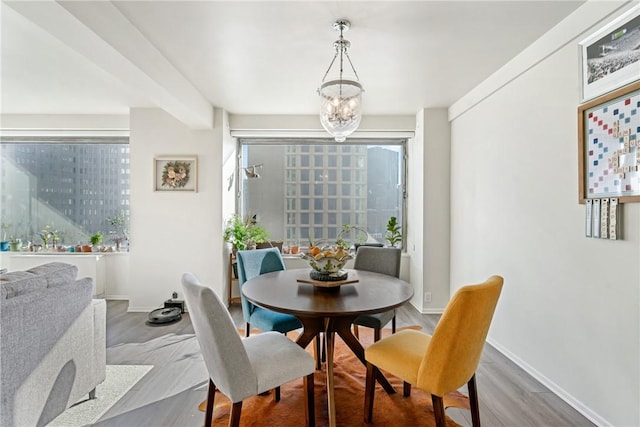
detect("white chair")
(181, 273), (316, 427)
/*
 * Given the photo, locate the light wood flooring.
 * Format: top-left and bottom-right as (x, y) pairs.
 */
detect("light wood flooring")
(95, 300), (595, 427)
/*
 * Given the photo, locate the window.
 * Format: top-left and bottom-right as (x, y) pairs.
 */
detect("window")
(0, 139), (130, 245)
(239, 140), (405, 248)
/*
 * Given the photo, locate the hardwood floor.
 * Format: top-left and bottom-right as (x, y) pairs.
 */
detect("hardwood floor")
(96, 300), (595, 427)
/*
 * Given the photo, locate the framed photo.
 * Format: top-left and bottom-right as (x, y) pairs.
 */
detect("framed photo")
(154, 156), (198, 192)
(578, 81), (640, 204)
(579, 5), (640, 101)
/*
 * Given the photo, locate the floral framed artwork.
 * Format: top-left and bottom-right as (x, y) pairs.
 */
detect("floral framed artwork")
(154, 156), (198, 192)
(579, 5), (640, 101)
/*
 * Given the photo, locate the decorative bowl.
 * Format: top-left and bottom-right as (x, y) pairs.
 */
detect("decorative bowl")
(301, 247), (352, 276)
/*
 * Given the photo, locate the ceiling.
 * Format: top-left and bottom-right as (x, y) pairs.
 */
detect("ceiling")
(1, 1), (586, 127)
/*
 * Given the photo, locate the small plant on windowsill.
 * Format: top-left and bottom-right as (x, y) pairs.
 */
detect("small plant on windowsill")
(385, 216), (402, 247)
(8, 236), (21, 252)
(336, 223), (368, 251)
(106, 211), (128, 251)
(90, 232), (103, 250)
(223, 214), (269, 253)
(39, 225), (58, 250)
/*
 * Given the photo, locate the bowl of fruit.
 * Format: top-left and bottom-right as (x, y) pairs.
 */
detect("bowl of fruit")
(301, 246), (352, 280)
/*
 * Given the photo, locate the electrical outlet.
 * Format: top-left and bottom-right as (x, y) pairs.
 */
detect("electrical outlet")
(424, 292), (432, 303)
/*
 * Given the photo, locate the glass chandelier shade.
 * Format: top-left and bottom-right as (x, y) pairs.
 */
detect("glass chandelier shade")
(318, 20), (363, 143)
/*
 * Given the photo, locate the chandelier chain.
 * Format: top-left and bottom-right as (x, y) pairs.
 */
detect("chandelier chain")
(344, 51), (360, 82)
(321, 52), (339, 83)
(320, 21), (359, 83)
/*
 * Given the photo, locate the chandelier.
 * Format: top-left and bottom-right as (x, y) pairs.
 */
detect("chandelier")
(318, 19), (363, 143)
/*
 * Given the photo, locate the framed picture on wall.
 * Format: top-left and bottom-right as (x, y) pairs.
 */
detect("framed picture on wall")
(154, 156), (198, 192)
(578, 81), (640, 204)
(579, 5), (640, 101)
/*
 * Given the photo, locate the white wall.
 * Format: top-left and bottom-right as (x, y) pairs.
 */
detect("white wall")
(406, 109), (452, 314)
(407, 112), (425, 311)
(221, 109), (239, 300)
(420, 109), (451, 313)
(449, 2), (639, 425)
(127, 108), (224, 310)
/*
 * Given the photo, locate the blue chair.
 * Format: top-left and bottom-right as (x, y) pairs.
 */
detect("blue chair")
(236, 248), (302, 337)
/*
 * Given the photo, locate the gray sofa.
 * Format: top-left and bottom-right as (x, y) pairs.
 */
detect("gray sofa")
(0, 262), (106, 427)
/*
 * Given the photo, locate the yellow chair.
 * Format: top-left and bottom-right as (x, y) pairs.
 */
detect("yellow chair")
(364, 275), (503, 427)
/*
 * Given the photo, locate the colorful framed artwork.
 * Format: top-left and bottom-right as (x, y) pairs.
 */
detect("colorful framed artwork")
(578, 81), (640, 204)
(154, 156), (198, 192)
(579, 5), (640, 101)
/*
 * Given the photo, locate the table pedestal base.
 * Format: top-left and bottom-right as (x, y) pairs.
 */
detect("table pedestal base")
(296, 315), (396, 427)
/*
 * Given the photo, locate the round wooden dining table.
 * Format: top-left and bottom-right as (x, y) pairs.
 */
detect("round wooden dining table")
(242, 268), (414, 427)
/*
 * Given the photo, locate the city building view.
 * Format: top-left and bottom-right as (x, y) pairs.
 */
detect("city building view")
(0, 142), (130, 247)
(240, 142), (404, 249)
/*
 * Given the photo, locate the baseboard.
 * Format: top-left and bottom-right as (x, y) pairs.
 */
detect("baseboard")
(420, 308), (444, 314)
(487, 337), (611, 427)
(126, 306), (158, 313)
(408, 301), (444, 315)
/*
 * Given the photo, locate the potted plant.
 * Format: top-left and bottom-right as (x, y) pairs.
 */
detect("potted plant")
(39, 225), (53, 250)
(9, 236), (21, 252)
(223, 214), (269, 252)
(385, 216), (402, 247)
(245, 223), (269, 250)
(90, 232), (103, 251)
(51, 229), (61, 250)
(0, 222), (8, 252)
(336, 223), (368, 251)
(106, 211), (128, 251)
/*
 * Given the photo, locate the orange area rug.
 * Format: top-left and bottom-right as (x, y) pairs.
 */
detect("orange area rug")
(205, 327), (469, 426)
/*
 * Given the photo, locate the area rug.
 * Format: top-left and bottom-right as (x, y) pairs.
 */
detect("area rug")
(47, 365), (153, 427)
(205, 327), (469, 426)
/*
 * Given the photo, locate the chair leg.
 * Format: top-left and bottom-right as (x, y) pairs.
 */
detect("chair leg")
(205, 379), (216, 427)
(274, 386), (281, 402)
(391, 314), (396, 334)
(468, 374), (481, 427)
(353, 324), (360, 339)
(403, 381), (411, 397)
(245, 322), (250, 337)
(321, 332), (327, 363)
(229, 401), (243, 427)
(364, 362), (376, 423)
(431, 394), (446, 427)
(373, 327), (381, 342)
(304, 372), (315, 427)
(314, 335), (321, 370)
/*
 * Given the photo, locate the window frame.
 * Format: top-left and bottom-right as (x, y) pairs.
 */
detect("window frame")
(236, 137), (407, 250)
(0, 136), (130, 247)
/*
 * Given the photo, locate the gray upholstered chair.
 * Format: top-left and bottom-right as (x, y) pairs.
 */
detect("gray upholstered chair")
(236, 248), (302, 337)
(352, 246), (402, 341)
(181, 273), (315, 427)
